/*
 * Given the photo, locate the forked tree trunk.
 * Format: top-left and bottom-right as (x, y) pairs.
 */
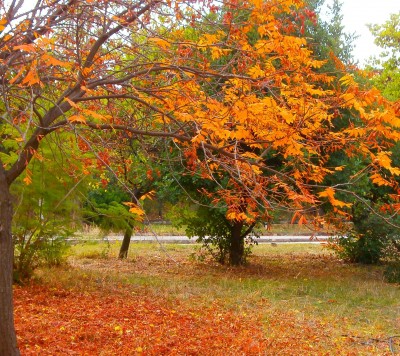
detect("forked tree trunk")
(118, 225), (133, 259)
(229, 221), (244, 266)
(0, 167), (20, 355)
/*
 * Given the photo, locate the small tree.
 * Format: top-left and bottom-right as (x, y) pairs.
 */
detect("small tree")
(84, 180), (147, 259)
(11, 135), (87, 280)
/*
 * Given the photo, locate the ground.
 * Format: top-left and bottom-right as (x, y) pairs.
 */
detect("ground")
(14, 242), (400, 355)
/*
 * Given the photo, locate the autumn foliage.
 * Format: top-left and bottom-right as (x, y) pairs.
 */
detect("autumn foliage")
(1, 0), (400, 353)
(1, 0), (399, 219)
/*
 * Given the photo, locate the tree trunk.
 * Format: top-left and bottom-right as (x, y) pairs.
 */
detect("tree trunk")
(0, 167), (20, 355)
(229, 221), (244, 266)
(118, 225), (133, 259)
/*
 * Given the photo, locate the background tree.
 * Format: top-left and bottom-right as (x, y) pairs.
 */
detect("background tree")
(83, 136), (162, 259)
(169, 0), (369, 265)
(326, 12), (400, 274)
(303, 0), (357, 66)
(367, 12), (400, 101)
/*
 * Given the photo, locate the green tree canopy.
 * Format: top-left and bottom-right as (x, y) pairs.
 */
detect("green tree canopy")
(367, 12), (400, 101)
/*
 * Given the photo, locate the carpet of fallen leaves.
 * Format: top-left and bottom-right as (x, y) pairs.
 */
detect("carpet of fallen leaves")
(14, 282), (393, 355)
(13, 245), (398, 355)
(16, 283), (269, 355)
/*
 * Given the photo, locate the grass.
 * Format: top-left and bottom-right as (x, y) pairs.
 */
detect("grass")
(33, 241), (400, 353)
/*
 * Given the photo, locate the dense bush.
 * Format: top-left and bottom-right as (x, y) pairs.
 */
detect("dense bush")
(174, 205), (258, 265)
(332, 232), (385, 265)
(329, 205), (400, 282)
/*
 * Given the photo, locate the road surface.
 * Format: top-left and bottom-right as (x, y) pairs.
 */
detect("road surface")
(100, 235), (330, 244)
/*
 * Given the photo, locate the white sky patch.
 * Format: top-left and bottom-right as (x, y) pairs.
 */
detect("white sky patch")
(327, 0), (400, 66)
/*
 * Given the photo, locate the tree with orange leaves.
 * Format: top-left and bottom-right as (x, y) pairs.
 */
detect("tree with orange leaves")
(0, 0), (399, 353)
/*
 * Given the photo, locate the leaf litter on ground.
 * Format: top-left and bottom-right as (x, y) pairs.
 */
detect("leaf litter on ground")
(14, 243), (400, 355)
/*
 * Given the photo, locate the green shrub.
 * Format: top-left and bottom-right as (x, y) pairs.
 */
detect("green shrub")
(332, 232), (385, 264)
(13, 222), (71, 281)
(175, 205), (258, 265)
(384, 262), (400, 283)
(329, 205), (400, 282)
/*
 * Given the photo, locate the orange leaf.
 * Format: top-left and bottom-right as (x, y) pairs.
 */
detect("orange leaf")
(23, 176), (32, 185)
(139, 191), (155, 201)
(21, 67), (41, 86)
(41, 53), (69, 67)
(64, 97), (80, 109)
(68, 115), (86, 123)
(123, 202), (145, 221)
(319, 188), (352, 208)
(0, 17), (7, 32)
(13, 44), (36, 53)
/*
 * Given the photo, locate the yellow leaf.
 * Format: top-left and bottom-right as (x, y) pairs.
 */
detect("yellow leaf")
(148, 37), (171, 50)
(248, 64), (265, 79)
(251, 0), (263, 8)
(226, 211), (238, 221)
(375, 152), (392, 170)
(129, 207), (144, 215)
(9, 66), (25, 84)
(210, 47), (231, 60)
(68, 115), (86, 123)
(251, 164), (262, 175)
(339, 74), (355, 87)
(198, 33), (218, 46)
(319, 187), (335, 200)
(23, 176), (32, 185)
(139, 191), (155, 201)
(280, 108), (295, 124)
(123, 202), (145, 221)
(241, 152), (259, 160)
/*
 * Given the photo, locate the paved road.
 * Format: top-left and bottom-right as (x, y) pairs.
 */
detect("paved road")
(101, 235), (330, 244)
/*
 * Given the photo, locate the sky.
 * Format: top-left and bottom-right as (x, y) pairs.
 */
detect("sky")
(331, 0), (399, 66)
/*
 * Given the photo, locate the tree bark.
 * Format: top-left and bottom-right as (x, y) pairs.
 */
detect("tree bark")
(0, 166), (20, 355)
(118, 225), (133, 259)
(229, 221), (244, 266)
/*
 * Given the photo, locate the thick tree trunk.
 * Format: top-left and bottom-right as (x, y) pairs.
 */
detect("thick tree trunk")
(118, 225), (133, 259)
(229, 221), (244, 266)
(0, 167), (20, 355)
